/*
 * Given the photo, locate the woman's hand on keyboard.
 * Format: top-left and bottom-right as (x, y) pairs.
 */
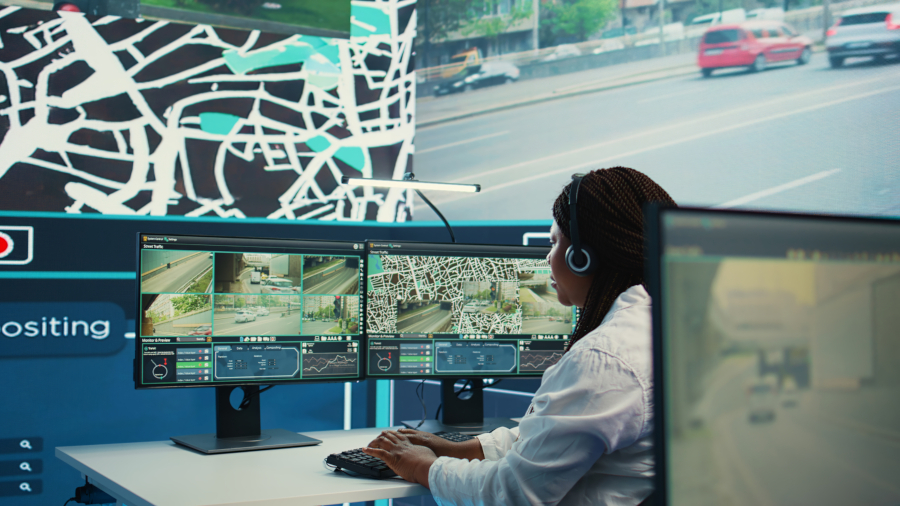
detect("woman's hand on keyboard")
(363, 430), (437, 488)
(398, 428), (485, 461)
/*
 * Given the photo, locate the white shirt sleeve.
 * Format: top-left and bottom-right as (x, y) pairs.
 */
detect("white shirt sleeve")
(428, 345), (648, 506)
(476, 426), (520, 461)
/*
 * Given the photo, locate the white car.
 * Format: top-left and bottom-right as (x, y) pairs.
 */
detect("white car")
(250, 271), (261, 284)
(747, 376), (777, 423)
(234, 310), (256, 323)
(261, 278), (297, 294)
(256, 307), (269, 316)
(542, 44), (582, 61)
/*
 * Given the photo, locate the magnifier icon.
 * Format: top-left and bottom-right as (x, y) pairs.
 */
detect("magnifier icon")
(19, 482), (32, 492)
(19, 440), (32, 450)
(19, 462), (32, 472)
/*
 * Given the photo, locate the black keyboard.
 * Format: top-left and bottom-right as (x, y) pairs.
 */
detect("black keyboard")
(326, 432), (474, 479)
(434, 431), (475, 442)
(326, 448), (397, 479)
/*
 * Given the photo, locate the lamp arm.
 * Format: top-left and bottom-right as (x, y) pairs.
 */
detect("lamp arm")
(415, 189), (456, 244)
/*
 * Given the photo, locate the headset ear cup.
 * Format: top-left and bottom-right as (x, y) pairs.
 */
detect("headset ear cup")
(566, 244), (597, 277)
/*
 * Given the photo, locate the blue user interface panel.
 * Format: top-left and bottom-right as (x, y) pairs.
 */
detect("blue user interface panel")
(365, 241), (577, 378)
(136, 234), (366, 388)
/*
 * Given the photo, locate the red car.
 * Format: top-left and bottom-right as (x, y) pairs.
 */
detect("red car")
(698, 21), (813, 77)
(188, 325), (211, 336)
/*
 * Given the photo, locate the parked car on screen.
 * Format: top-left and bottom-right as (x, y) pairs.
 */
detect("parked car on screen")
(261, 278), (297, 294)
(542, 44), (582, 61)
(256, 307), (269, 316)
(188, 325), (211, 336)
(635, 22), (685, 46)
(433, 61), (520, 95)
(697, 21), (813, 76)
(234, 310), (256, 323)
(825, 3), (900, 68)
(440, 47), (482, 79)
(592, 38), (626, 54)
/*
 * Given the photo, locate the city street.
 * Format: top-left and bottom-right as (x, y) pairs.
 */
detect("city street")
(303, 267), (358, 294)
(413, 54), (900, 220)
(215, 312), (301, 336)
(142, 254), (212, 293)
(397, 308), (452, 333)
(672, 355), (900, 506)
(522, 317), (572, 334)
(302, 320), (341, 334)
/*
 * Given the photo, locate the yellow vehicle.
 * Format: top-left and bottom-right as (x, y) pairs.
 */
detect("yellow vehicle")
(441, 47), (482, 79)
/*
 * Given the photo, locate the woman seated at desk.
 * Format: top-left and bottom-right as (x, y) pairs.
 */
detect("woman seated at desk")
(363, 166), (677, 505)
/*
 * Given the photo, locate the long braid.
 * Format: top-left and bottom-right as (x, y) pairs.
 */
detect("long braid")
(552, 167), (676, 351)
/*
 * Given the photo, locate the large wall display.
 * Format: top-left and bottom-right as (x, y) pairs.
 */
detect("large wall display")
(0, 0), (416, 222)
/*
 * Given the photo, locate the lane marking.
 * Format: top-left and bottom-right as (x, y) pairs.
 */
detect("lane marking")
(431, 82), (900, 205)
(637, 87), (706, 104)
(713, 169), (842, 209)
(416, 131), (509, 155)
(439, 75), (891, 186)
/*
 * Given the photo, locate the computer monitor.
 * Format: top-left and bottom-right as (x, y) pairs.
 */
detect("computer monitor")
(646, 207), (900, 505)
(135, 233), (366, 453)
(364, 240), (577, 434)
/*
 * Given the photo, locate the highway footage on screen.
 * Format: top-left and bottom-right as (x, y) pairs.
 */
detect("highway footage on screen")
(138, 236), (363, 386)
(664, 258), (900, 506)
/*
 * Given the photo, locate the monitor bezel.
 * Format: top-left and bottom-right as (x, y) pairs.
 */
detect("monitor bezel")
(645, 205), (900, 505)
(363, 238), (567, 380)
(133, 232), (367, 390)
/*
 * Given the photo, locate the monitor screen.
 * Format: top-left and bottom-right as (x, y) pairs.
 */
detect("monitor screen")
(649, 208), (900, 506)
(135, 233), (366, 388)
(365, 241), (577, 379)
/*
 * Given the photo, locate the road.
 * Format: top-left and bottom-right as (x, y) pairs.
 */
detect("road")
(413, 55), (900, 221)
(153, 310), (212, 336)
(304, 267), (358, 294)
(522, 317), (572, 334)
(214, 312), (301, 336)
(672, 355), (900, 505)
(302, 320), (341, 334)
(397, 308), (452, 333)
(142, 254), (212, 293)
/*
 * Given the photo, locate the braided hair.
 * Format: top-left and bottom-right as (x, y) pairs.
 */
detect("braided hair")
(552, 166), (676, 351)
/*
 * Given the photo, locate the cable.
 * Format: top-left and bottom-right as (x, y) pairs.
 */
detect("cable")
(414, 379), (427, 429)
(238, 385), (275, 410)
(414, 189), (456, 243)
(63, 498), (77, 506)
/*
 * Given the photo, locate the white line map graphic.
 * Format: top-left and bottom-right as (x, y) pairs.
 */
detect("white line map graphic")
(0, 0), (416, 221)
(367, 255), (549, 334)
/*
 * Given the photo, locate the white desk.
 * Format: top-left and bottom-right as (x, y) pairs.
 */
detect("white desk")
(56, 427), (429, 506)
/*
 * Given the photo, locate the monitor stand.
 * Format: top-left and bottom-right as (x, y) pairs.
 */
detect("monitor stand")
(171, 386), (321, 454)
(402, 379), (518, 436)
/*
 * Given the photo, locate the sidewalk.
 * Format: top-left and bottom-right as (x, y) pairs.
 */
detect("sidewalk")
(416, 53), (699, 128)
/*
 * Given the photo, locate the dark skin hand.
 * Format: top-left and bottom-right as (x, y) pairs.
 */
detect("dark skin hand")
(362, 430), (438, 488)
(394, 428), (485, 460)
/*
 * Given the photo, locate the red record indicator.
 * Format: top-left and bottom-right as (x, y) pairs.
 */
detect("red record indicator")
(0, 231), (13, 259)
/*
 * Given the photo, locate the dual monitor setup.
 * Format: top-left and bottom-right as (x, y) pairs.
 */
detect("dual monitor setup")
(135, 234), (574, 453)
(134, 208), (900, 505)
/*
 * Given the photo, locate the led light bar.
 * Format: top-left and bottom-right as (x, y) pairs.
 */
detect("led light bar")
(341, 176), (480, 193)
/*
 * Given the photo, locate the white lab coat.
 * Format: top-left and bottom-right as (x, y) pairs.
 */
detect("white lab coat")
(428, 285), (655, 506)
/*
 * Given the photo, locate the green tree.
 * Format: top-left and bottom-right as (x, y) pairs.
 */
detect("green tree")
(172, 294), (210, 316)
(540, 0), (617, 46)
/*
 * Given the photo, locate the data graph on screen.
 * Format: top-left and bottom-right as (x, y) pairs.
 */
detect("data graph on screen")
(519, 351), (564, 372)
(302, 352), (358, 377)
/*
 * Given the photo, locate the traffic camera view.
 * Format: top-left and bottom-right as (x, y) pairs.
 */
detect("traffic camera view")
(414, 2), (899, 223)
(140, 250), (212, 294)
(664, 259), (900, 506)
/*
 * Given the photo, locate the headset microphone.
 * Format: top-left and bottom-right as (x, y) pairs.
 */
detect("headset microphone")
(565, 174), (597, 277)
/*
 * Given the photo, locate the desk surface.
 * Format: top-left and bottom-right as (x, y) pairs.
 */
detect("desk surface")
(56, 427), (428, 506)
